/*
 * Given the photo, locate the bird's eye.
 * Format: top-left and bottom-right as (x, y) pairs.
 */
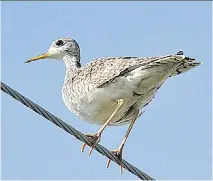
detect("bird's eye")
(56, 40), (64, 46)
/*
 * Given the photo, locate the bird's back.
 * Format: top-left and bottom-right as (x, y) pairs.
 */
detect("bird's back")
(70, 52), (199, 89)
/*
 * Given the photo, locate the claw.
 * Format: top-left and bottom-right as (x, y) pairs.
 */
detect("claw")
(88, 146), (95, 156)
(81, 143), (87, 152)
(106, 148), (123, 174)
(81, 133), (101, 155)
(106, 159), (112, 169)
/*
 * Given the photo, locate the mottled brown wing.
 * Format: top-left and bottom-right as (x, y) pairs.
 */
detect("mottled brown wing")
(72, 54), (179, 89)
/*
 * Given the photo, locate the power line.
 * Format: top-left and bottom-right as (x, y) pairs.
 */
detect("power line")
(1, 81), (154, 180)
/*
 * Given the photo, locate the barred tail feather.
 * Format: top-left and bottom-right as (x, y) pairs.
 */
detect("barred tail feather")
(170, 57), (202, 77)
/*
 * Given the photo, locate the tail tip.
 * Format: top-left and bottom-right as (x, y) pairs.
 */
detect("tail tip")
(177, 51), (184, 55)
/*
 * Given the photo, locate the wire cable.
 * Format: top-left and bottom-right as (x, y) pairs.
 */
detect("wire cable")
(1, 81), (154, 180)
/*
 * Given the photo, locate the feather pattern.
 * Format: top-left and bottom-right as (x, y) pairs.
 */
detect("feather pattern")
(62, 52), (201, 126)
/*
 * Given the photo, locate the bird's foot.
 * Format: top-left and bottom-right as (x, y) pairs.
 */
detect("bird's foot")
(106, 146), (124, 174)
(81, 133), (101, 155)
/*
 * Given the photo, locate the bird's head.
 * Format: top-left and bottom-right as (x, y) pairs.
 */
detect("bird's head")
(25, 38), (80, 63)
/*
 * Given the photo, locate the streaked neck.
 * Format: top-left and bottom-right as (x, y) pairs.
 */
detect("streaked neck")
(63, 54), (81, 82)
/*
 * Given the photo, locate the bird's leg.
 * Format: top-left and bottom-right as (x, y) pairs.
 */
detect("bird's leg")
(106, 109), (140, 174)
(81, 99), (125, 155)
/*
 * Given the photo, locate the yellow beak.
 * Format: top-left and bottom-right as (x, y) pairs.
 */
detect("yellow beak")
(25, 52), (50, 63)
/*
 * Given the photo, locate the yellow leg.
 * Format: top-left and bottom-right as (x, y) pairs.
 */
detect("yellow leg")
(106, 109), (140, 174)
(81, 99), (125, 155)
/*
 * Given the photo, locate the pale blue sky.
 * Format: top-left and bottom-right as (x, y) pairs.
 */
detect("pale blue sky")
(1, 2), (212, 180)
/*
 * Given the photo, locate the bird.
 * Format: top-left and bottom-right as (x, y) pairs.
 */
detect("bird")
(26, 37), (201, 173)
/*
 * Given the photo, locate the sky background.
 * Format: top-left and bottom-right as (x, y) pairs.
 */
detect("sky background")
(1, 2), (212, 180)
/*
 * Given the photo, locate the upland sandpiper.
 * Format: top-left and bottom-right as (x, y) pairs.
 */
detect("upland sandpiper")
(26, 37), (201, 173)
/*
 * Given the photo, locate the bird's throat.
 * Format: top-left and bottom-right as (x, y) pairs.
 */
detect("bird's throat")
(63, 55), (81, 82)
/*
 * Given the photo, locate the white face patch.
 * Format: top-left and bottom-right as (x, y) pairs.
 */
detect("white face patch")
(48, 47), (67, 60)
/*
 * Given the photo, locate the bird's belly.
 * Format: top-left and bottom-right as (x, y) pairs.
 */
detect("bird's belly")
(63, 77), (139, 125)
(79, 99), (122, 125)
(75, 83), (159, 126)
(73, 81), (137, 125)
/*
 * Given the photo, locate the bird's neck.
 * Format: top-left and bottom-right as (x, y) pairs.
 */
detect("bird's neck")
(63, 54), (81, 82)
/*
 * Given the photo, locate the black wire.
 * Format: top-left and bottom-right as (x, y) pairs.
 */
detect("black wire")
(1, 81), (154, 180)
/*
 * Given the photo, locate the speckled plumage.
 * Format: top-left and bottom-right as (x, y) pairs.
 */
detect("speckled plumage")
(26, 37), (201, 126)
(26, 37), (202, 172)
(57, 38), (201, 126)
